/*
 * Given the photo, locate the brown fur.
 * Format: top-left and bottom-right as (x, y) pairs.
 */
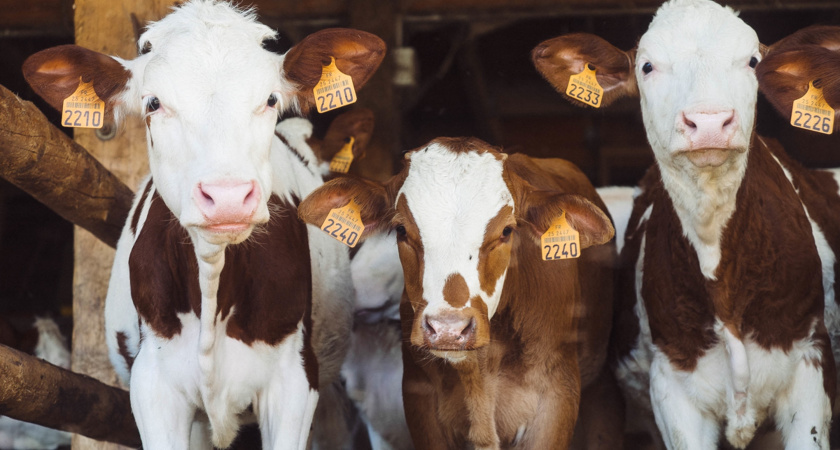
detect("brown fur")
(532, 33), (639, 108)
(443, 273), (470, 308)
(128, 190), (318, 387)
(299, 137), (621, 449)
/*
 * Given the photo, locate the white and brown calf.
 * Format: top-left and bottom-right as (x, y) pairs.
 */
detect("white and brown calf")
(23, 1), (384, 449)
(299, 137), (620, 449)
(534, 1), (839, 448)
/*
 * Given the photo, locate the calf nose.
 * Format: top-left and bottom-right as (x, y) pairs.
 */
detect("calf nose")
(680, 110), (737, 148)
(423, 311), (476, 350)
(194, 180), (260, 225)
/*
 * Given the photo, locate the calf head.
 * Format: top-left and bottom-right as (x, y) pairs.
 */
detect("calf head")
(299, 137), (613, 363)
(757, 25), (840, 128)
(23, 0), (384, 246)
(534, 0), (761, 173)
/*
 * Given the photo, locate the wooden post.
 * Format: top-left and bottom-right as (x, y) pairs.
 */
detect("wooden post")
(71, 1), (175, 448)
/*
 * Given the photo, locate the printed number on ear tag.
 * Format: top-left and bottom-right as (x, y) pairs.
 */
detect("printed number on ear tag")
(321, 199), (365, 248)
(62, 77), (105, 129)
(791, 81), (834, 134)
(565, 63), (603, 108)
(540, 212), (580, 261)
(314, 56), (357, 113)
(329, 136), (355, 173)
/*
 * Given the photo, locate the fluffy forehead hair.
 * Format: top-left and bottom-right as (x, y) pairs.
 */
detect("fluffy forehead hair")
(139, 0), (277, 52)
(652, 0), (737, 23)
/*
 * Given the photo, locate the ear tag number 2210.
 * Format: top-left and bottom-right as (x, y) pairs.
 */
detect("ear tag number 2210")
(565, 64), (603, 108)
(540, 212), (580, 261)
(321, 199), (365, 248)
(314, 57), (357, 113)
(62, 77), (105, 129)
(791, 80), (834, 135)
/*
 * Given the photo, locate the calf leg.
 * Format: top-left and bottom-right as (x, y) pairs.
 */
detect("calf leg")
(649, 354), (719, 450)
(571, 366), (625, 449)
(255, 361), (319, 450)
(774, 358), (832, 450)
(130, 344), (195, 449)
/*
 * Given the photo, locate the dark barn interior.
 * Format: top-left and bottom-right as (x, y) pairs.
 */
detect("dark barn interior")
(2, 0), (840, 448)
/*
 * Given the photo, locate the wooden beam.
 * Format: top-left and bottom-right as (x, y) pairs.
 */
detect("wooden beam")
(0, 84), (133, 248)
(0, 343), (140, 447)
(71, 1), (175, 449)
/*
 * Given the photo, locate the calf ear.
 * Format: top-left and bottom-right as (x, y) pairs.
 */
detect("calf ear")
(284, 28), (386, 112)
(757, 46), (840, 127)
(321, 108), (375, 161)
(532, 33), (638, 108)
(520, 191), (614, 250)
(767, 25), (840, 54)
(22, 44), (130, 113)
(298, 176), (392, 240)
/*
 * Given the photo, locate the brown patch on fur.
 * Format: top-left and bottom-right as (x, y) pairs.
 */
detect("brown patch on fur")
(116, 331), (135, 371)
(394, 194), (425, 313)
(283, 29), (385, 112)
(442, 273), (469, 308)
(478, 206), (515, 297)
(532, 33), (638, 108)
(23, 45), (130, 113)
(130, 178), (154, 235)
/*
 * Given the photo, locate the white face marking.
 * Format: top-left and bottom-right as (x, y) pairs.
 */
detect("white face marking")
(636, 0), (760, 167)
(398, 143), (514, 319)
(119, 2), (294, 240)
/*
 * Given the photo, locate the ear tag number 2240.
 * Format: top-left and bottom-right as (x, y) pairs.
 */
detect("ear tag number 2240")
(314, 57), (357, 113)
(62, 77), (105, 129)
(321, 199), (365, 248)
(540, 212), (580, 261)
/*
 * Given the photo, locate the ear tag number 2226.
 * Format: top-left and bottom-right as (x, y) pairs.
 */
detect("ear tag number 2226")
(541, 212), (580, 261)
(62, 77), (105, 129)
(565, 64), (603, 108)
(314, 57), (357, 113)
(791, 81), (834, 135)
(321, 199), (365, 248)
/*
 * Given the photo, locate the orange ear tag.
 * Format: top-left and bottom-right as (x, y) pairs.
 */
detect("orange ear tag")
(61, 77), (105, 129)
(540, 212), (580, 261)
(791, 81), (834, 134)
(565, 63), (603, 108)
(321, 199), (365, 248)
(314, 57), (357, 113)
(329, 136), (355, 173)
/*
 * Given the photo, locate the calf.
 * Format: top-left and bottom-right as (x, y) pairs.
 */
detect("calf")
(23, 1), (384, 448)
(533, 0), (840, 448)
(299, 136), (619, 449)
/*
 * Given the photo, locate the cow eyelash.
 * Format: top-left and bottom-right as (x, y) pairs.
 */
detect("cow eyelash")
(145, 97), (161, 114)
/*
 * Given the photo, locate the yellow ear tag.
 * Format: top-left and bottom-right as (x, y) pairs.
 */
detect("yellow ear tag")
(314, 56), (357, 114)
(791, 81), (834, 134)
(540, 211), (580, 261)
(61, 77), (105, 129)
(565, 63), (603, 108)
(329, 136), (355, 173)
(321, 199), (365, 248)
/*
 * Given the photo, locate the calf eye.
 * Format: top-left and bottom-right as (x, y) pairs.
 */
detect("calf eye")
(642, 62), (653, 75)
(502, 226), (513, 238)
(267, 94), (278, 108)
(146, 97), (160, 113)
(749, 56), (758, 68)
(395, 225), (407, 239)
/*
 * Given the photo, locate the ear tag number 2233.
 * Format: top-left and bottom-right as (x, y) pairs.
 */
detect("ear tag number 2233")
(541, 212), (580, 261)
(321, 199), (365, 248)
(314, 57), (357, 113)
(791, 80), (834, 135)
(565, 64), (603, 108)
(62, 77), (105, 129)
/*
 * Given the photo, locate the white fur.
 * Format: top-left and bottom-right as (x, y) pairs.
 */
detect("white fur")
(636, 0), (760, 280)
(595, 186), (637, 254)
(398, 144), (513, 323)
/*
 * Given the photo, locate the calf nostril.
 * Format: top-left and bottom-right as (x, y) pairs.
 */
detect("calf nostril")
(459, 318), (476, 341)
(424, 317), (437, 338)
